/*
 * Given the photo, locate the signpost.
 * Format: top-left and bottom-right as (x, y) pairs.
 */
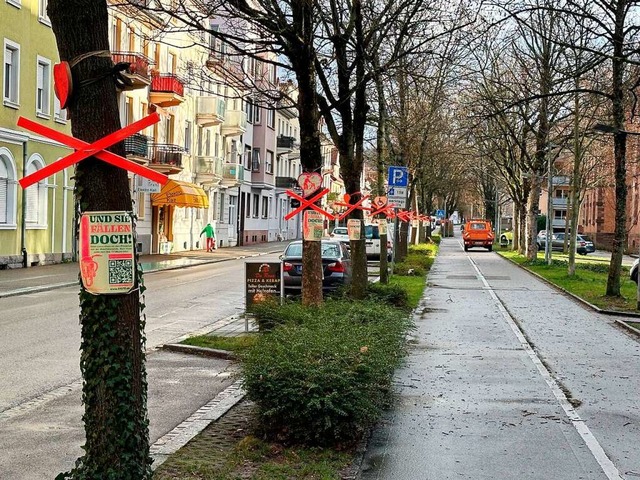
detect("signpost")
(387, 187), (407, 209)
(303, 211), (325, 240)
(245, 262), (282, 308)
(388, 166), (409, 187)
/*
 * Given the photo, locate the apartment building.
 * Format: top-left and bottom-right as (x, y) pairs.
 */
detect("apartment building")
(0, 0), (75, 268)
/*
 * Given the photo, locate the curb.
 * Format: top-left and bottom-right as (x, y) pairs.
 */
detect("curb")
(497, 253), (640, 337)
(161, 343), (237, 360)
(0, 248), (284, 298)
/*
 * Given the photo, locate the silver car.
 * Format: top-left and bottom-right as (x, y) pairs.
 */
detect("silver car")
(281, 240), (352, 295)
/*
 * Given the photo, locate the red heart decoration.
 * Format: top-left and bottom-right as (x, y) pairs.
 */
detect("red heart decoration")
(343, 193), (351, 204)
(373, 196), (387, 208)
(297, 172), (323, 197)
(54, 62), (73, 109)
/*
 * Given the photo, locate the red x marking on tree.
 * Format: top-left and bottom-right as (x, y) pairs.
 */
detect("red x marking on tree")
(18, 113), (167, 188)
(284, 188), (333, 221)
(396, 210), (412, 222)
(334, 193), (371, 221)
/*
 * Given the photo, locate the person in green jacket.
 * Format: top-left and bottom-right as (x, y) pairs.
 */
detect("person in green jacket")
(200, 223), (216, 252)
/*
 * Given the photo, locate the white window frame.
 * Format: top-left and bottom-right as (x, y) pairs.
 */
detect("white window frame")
(38, 0), (51, 25)
(25, 154), (48, 229)
(54, 94), (67, 123)
(6, 0), (21, 9)
(3, 39), (20, 108)
(0, 147), (18, 229)
(36, 56), (52, 118)
(266, 150), (273, 174)
(267, 107), (275, 129)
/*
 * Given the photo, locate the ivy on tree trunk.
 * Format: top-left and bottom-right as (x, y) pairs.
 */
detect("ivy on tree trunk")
(48, 1), (151, 478)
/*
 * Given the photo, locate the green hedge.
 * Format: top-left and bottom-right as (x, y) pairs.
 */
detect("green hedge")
(241, 300), (411, 446)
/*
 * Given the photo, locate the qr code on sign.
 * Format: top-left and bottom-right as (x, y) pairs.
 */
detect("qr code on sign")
(108, 259), (133, 285)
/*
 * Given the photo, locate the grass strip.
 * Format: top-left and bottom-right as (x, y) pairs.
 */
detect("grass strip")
(498, 251), (638, 312)
(181, 334), (258, 353)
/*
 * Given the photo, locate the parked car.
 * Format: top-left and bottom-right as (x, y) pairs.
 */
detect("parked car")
(578, 234), (596, 254)
(281, 240), (352, 295)
(462, 220), (494, 251)
(329, 227), (350, 246)
(500, 231), (513, 246)
(537, 233), (588, 255)
(631, 258), (639, 284)
(364, 224), (393, 260)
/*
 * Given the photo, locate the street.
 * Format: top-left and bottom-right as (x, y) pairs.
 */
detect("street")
(0, 253), (280, 479)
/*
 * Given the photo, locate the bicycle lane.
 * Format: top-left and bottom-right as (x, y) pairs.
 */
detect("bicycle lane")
(360, 236), (620, 480)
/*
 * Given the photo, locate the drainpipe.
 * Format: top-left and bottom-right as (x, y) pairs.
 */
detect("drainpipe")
(20, 140), (27, 268)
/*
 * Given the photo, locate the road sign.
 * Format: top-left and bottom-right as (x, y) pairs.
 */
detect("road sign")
(137, 177), (161, 193)
(388, 166), (408, 187)
(388, 186), (407, 209)
(436, 209), (445, 218)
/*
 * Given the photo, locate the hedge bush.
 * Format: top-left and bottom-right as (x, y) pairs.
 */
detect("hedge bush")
(365, 282), (410, 309)
(241, 300), (411, 446)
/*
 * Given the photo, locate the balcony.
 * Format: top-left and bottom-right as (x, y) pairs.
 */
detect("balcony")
(148, 143), (184, 175)
(195, 156), (223, 185)
(123, 133), (151, 165)
(149, 74), (185, 107)
(552, 197), (568, 207)
(276, 176), (297, 189)
(277, 135), (296, 154)
(111, 52), (153, 90)
(196, 97), (226, 127)
(221, 163), (245, 187)
(552, 176), (570, 186)
(221, 110), (247, 137)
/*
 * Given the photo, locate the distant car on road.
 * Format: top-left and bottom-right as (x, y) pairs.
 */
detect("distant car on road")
(329, 227), (350, 245)
(281, 240), (352, 295)
(537, 233), (589, 255)
(462, 220), (494, 251)
(578, 234), (596, 254)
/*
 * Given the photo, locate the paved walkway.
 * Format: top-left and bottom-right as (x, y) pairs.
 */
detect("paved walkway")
(360, 235), (640, 480)
(0, 241), (291, 298)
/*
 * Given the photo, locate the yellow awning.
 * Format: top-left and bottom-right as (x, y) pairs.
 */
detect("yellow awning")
(151, 180), (209, 208)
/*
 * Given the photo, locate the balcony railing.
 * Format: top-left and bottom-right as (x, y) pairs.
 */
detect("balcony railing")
(276, 176), (297, 189)
(196, 96), (226, 126)
(124, 133), (150, 157)
(150, 74), (185, 96)
(222, 163), (245, 182)
(148, 143), (183, 167)
(221, 109), (247, 135)
(111, 52), (152, 83)
(277, 135), (296, 150)
(552, 197), (568, 207)
(196, 156), (223, 176)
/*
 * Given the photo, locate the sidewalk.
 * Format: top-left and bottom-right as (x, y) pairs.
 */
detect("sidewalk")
(359, 235), (640, 479)
(0, 241), (291, 298)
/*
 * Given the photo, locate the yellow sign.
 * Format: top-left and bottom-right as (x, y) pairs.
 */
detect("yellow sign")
(303, 211), (324, 241)
(79, 211), (136, 295)
(347, 219), (361, 240)
(378, 219), (388, 235)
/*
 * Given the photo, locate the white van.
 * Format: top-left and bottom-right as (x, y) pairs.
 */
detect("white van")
(364, 224), (393, 260)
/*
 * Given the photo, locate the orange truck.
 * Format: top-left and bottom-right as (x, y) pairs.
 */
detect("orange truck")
(462, 220), (494, 252)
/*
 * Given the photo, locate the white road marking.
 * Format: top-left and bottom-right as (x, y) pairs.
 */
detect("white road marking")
(466, 254), (623, 480)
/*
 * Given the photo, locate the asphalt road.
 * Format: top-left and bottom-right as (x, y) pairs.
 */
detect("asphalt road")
(0, 254), (281, 479)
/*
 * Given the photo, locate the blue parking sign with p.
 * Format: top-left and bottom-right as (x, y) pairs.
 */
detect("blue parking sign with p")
(388, 166), (408, 187)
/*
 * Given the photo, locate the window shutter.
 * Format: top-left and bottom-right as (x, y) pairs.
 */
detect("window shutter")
(0, 177), (7, 224)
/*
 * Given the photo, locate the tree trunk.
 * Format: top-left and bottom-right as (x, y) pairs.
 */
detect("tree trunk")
(526, 179), (542, 261)
(606, 8), (628, 297)
(290, 3), (324, 307)
(375, 64), (389, 284)
(48, 1), (151, 478)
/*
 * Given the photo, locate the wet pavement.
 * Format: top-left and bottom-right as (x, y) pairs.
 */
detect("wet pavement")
(360, 235), (640, 480)
(0, 241), (291, 297)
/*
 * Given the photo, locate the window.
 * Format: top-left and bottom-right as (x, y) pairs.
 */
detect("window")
(554, 209), (567, 220)
(245, 99), (254, 123)
(0, 148), (17, 228)
(6, 0), (20, 8)
(25, 155), (47, 228)
(252, 148), (260, 172)
(54, 95), (67, 123)
(253, 194), (259, 218)
(262, 196), (268, 218)
(219, 192), (225, 221)
(244, 145), (251, 169)
(38, 0), (50, 24)
(228, 195), (237, 224)
(267, 108), (275, 128)
(254, 104), (261, 124)
(137, 192), (145, 219)
(184, 121), (192, 153)
(265, 150), (273, 174)
(4, 40), (20, 107)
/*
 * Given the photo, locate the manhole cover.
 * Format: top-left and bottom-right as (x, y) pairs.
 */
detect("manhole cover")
(446, 275), (477, 280)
